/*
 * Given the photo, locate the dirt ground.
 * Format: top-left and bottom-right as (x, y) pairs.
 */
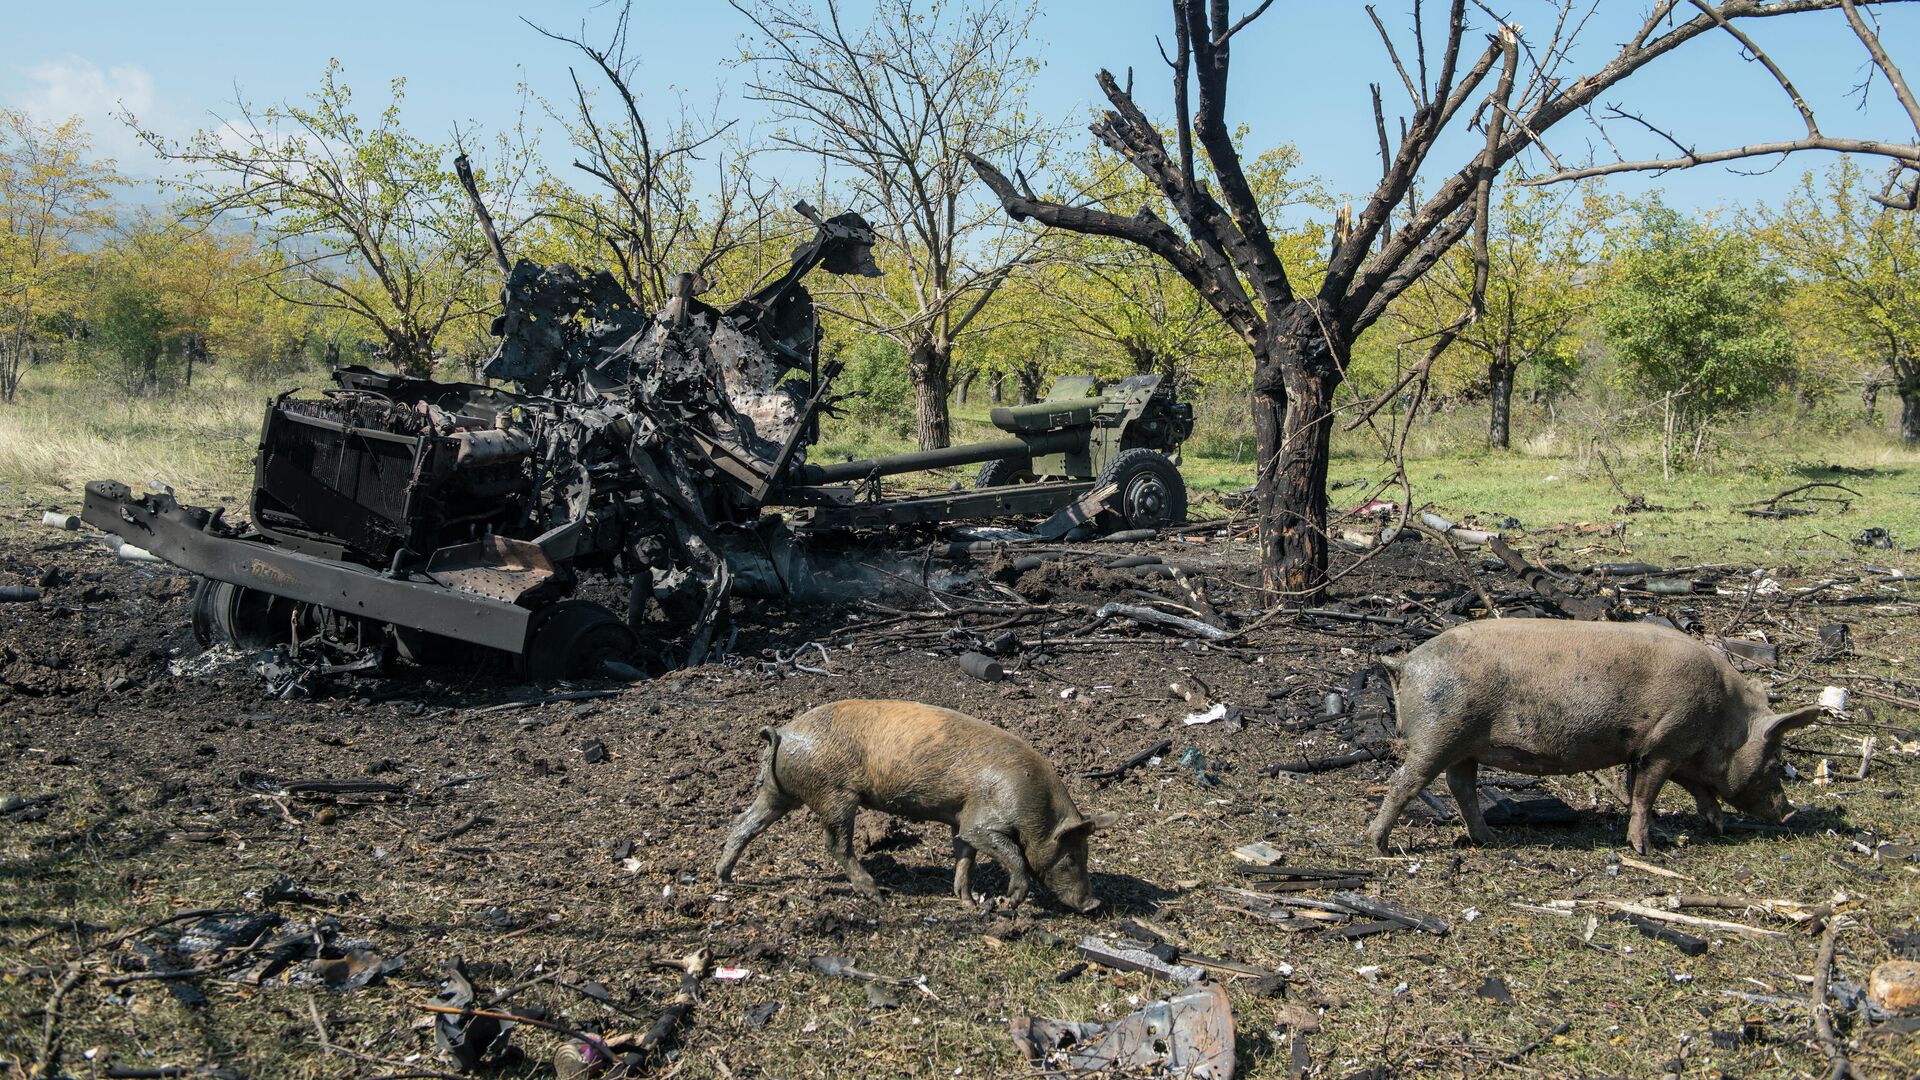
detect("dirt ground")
(2, 508), (1918, 1079)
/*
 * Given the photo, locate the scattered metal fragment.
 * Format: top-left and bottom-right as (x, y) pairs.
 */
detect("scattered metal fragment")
(1010, 981), (1235, 1078)
(1076, 936), (1205, 984)
(310, 949), (404, 990)
(957, 651), (1006, 682)
(1474, 977), (1514, 1005)
(431, 958), (516, 1072)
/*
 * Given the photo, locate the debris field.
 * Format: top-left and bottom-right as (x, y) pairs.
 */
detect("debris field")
(3, 504), (1919, 1078)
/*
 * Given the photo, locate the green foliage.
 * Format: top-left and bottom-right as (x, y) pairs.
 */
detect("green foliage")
(1597, 202), (1793, 429)
(738, 0), (1054, 447)
(0, 108), (119, 402)
(834, 335), (914, 432)
(86, 272), (173, 394)
(1756, 161), (1920, 439)
(132, 61), (523, 376)
(1011, 134), (1329, 395)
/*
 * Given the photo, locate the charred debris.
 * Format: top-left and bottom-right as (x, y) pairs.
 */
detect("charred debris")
(78, 201), (1196, 691)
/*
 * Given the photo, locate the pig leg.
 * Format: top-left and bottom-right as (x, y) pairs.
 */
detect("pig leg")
(1625, 759), (1677, 854)
(818, 798), (882, 900)
(1444, 760), (1494, 846)
(1365, 750), (1453, 853)
(716, 784), (799, 882)
(1676, 777), (1725, 835)
(959, 827), (1030, 909)
(952, 834), (978, 905)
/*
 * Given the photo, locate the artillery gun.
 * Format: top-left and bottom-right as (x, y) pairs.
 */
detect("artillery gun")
(777, 373), (1191, 534)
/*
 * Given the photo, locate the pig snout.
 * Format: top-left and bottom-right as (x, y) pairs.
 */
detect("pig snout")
(1054, 884), (1100, 915)
(1040, 861), (1100, 914)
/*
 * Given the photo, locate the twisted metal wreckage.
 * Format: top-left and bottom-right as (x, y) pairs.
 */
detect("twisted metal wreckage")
(80, 204), (1195, 689)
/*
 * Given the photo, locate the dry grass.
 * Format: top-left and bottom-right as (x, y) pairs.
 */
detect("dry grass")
(0, 365), (301, 509)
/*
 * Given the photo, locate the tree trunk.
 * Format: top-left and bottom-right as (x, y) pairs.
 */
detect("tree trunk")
(388, 328), (436, 379)
(1128, 343), (1156, 376)
(953, 367), (977, 406)
(1016, 366), (1044, 404)
(1488, 360), (1517, 450)
(1255, 302), (1344, 600)
(989, 373), (1004, 404)
(909, 340), (952, 450)
(1251, 386), (1282, 505)
(1901, 384), (1919, 445)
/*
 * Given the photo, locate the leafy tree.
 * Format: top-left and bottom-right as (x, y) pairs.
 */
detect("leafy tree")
(835, 334), (913, 429)
(1399, 181), (1597, 448)
(132, 61), (527, 376)
(735, 0), (1056, 450)
(1756, 161), (1920, 443)
(0, 108), (118, 402)
(1597, 203), (1793, 464)
(86, 267), (171, 394)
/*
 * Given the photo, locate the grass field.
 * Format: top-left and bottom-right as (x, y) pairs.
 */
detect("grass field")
(7, 363), (1917, 571)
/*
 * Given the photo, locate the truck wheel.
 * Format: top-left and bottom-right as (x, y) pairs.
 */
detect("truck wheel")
(523, 600), (639, 683)
(194, 579), (292, 649)
(1098, 448), (1187, 531)
(975, 458), (1037, 488)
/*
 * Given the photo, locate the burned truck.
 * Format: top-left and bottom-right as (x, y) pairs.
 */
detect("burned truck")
(83, 204), (1193, 684)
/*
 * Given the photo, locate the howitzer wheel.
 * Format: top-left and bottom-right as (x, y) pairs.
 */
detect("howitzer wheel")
(974, 458), (1038, 488)
(1099, 448), (1187, 532)
(522, 600), (639, 683)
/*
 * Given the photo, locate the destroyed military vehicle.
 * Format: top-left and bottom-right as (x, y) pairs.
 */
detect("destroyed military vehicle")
(82, 203), (1194, 685)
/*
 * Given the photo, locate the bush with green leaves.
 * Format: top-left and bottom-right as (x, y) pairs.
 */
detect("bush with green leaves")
(1597, 204), (1793, 432)
(834, 335), (914, 434)
(86, 275), (174, 395)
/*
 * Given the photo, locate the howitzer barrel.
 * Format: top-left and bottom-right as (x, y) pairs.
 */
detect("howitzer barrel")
(798, 428), (1085, 485)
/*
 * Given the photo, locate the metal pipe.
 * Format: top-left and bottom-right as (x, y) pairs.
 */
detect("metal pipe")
(797, 428), (1085, 485)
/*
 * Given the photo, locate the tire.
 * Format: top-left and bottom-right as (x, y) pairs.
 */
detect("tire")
(188, 577), (220, 648)
(1097, 448), (1187, 531)
(975, 458), (1037, 488)
(198, 580), (292, 650)
(522, 600), (639, 683)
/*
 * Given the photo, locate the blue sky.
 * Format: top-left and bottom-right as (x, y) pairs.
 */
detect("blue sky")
(3, 1), (1914, 215)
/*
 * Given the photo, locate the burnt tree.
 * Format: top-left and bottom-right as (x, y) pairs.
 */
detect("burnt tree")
(972, 0), (1920, 597)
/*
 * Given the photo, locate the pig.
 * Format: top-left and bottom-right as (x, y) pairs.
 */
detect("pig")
(1364, 620), (1825, 854)
(715, 699), (1113, 913)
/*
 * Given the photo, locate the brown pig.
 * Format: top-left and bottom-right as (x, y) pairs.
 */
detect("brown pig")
(1365, 620), (1825, 854)
(715, 700), (1113, 912)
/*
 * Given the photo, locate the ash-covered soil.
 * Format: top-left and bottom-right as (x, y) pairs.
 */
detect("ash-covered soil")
(3, 520), (1918, 1078)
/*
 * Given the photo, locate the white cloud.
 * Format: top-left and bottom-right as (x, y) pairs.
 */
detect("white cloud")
(6, 55), (169, 174)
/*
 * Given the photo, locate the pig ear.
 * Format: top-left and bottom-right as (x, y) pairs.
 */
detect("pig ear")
(1089, 811), (1120, 833)
(1051, 816), (1096, 843)
(1757, 704), (1825, 748)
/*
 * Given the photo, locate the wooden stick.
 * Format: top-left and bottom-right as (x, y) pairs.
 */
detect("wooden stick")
(1616, 855), (1689, 881)
(1811, 917), (1850, 1080)
(1599, 901), (1788, 941)
(1330, 891), (1449, 935)
(30, 964), (83, 1079)
(1084, 739), (1172, 781)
